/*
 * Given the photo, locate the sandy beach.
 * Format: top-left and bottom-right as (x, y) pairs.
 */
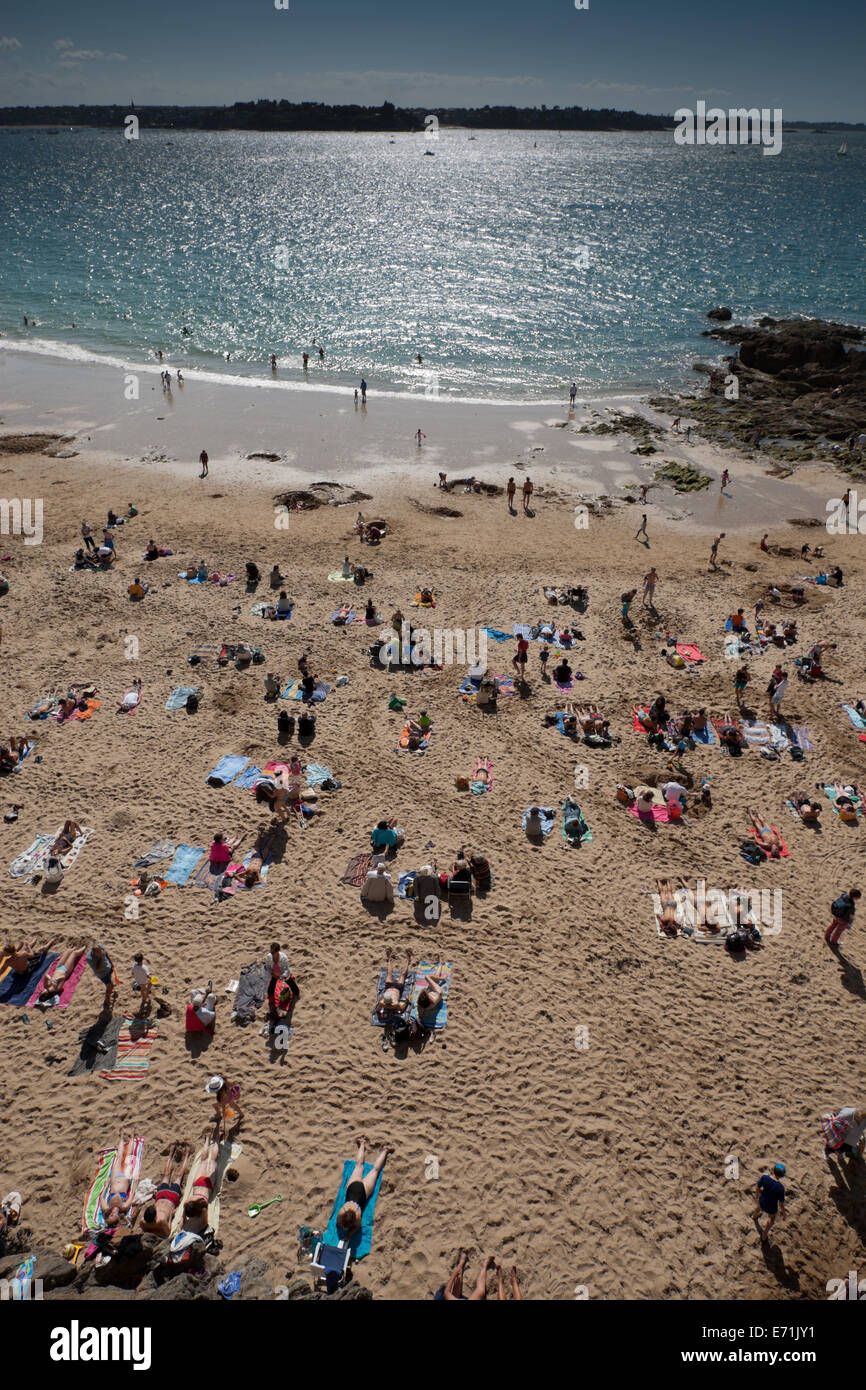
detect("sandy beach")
(1, 358), (865, 1302)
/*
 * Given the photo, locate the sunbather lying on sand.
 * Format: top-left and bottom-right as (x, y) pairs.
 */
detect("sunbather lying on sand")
(37, 945), (85, 1002)
(140, 1144), (192, 1236)
(0, 736), (32, 770)
(51, 820), (81, 855)
(655, 880), (680, 935)
(99, 1131), (141, 1227)
(4, 937), (59, 974)
(794, 796), (822, 823)
(416, 959), (448, 1021)
(748, 809), (784, 858)
(376, 949), (412, 1018)
(336, 1136), (395, 1236)
(180, 1136), (219, 1232)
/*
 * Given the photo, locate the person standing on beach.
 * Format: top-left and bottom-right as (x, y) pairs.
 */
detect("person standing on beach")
(132, 953), (153, 1014)
(522, 477), (533, 513)
(733, 664), (750, 706)
(270, 354), (277, 371)
(506, 477), (516, 511)
(569, 382), (577, 407)
(199, 449), (209, 479)
(319, 346), (324, 362)
(634, 513), (648, 544)
(415, 429), (426, 448)
(709, 533), (725, 568)
(360, 378), (367, 404)
(512, 637), (529, 676)
(81, 520), (97, 554)
(639, 483), (650, 503)
(621, 589), (637, 623)
(769, 669), (788, 717)
(302, 352), (309, 369)
(752, 1164), (786, 1242)
(825, 889), (861, 946)
(720, 469), (729, 491)
(685, 426), (691, 443)
(642, 567), (658, 607)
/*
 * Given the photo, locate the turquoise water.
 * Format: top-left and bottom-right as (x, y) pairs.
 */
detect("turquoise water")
(0, 127), (864, 402)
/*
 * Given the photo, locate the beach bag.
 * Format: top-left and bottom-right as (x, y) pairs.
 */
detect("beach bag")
(725, 929), (748, 954)
(831, 895), (853, 921)
(44, 856), (64, 885)
(383, 1017), (430, 1050)
(185, 693), (199, 713)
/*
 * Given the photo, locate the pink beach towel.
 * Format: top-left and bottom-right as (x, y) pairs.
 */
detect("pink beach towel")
(26, 950), (88, 1008)
(628, 803), (671, 823)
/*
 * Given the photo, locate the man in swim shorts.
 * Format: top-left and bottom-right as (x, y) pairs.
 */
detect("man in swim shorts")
(140, 1143), (192, 1236)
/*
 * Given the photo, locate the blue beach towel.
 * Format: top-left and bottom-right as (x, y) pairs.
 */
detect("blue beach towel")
(397, 870), (416, 898)
(281, 680), (296, 700)
(411, 959), (452, 1028)
(482, 627), (511, 643)
(331, 610), (355, 624)
(206, 755), (249, 787)
(554, 712), (579, 738)
(234, 764), (262, 790)
(305, 763), (333, 787)
(691, 723), (717, 745)
(166, 686), (198, 711)
(522, 806), (555, 836)
(0, 952), (54, 1005)
(164, 844), (206, 885)
(324, 1161), (385, 1260)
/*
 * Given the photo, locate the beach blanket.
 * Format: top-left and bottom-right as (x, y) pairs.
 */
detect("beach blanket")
(26, 949), (87, 1008)
(412, 592), (437, 607)
(691, 722), (717, 746)
(233, 764), (262, 791)
(483, 627), (511, 643)
(331, 609), (355, 625)
(410, 959), (452, 1028)
(741, 720), (771, 746)
(9, 832), (55, 878)
(823, 784), (863, 820)
(163, 844), (206, 885)
(166, 686), (199, 711)
(633, 707), (651, 732)
(305, 763), (333, 787)
(748, 827), (791, 858)
(206, 754), (249, 787)
(553, 674), (575, 691)
(342, 853), (371, 887)
(328, 570), (355, 583)
(0, 952), (53, 1005)
(69, 1013), (123, 1075)
(370, 965), (416, 1025)
(83, 1136), (145, 1230)
(494, 674), (517, 697)
(324, 1161), (385, 1260)
(554, 712), (579, 739)
(133, 839), (175, 869)
(459, 676), (482, 699)
(232, 960), (270, 1023)
(170, 1138), (240, 1238)
(842, 704), (866, 731)
(57, 698), (101, 723)
(470, 761), (493, 794)
(675, 643), (704, 663)
(522, 806), (555, 836)
(26, 695), (59, 721)
(215, 851), (271, 897)
(295, 681), (330, 703)
(97, 1018), (159, 1081)
(250, 601), (294, 619)
(398, 724), (430, 753)
(791, 726), (813, 752)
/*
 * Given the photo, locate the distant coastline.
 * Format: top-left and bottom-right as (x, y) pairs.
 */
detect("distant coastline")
(1, 101), (864, 133)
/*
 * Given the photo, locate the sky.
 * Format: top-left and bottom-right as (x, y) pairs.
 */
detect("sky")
(0, 0), (863, 122)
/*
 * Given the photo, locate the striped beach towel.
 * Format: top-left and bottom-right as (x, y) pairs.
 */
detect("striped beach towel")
(97, 1018), (159, 1081)
(82, 1137), (145, 1230)
(342, 853), (371, 887)
(411, 960), (452, 1028)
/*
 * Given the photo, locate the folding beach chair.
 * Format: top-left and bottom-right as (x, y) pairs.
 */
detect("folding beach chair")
(310, 1239), (352, 1292)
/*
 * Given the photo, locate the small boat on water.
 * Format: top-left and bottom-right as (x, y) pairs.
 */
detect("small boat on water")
(837, 138), (848, 156)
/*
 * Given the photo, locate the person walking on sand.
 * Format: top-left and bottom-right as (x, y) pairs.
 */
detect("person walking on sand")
(752, 1164), (786, 1242)
(415, 429), (426, 448)
(709, 533), (725, 568)
(634, 513), (648, 543)
(569, 382), (577, 407)
(720, 468), (730, 492)
(81, 520), (97, 554)
(621, 588), (638, 623)
(825, 888), (861, 947)
(685, 425), (691, 443)
(199, 449), (209, 479)
(522, 476), (533, 513)
(733, 664), (750, 707)
(506, 477), (516, 511)
(360, 378), (367, 404)
(672, 417), (681, 433)
(768, 669), (788, 717)
(643, 566), (658, 607)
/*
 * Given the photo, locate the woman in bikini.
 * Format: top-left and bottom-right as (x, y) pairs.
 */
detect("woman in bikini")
(98, 1131), (140, 1227)
(37, 945), (86, 1002)
(140, 1144), (192, 1236)
(416, 959), (448, 1022)
(51, 820), (81, 855)
(655, 880), (680, 934)
(335, 1136), (395, 1236)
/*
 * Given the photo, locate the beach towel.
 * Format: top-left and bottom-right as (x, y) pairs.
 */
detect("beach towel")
(280, 680), (296, 699)
(117, 688), (143, 715)
(675, 643), (704, 663)
(410, 959), (452, 1028)
(26, 694), (59, 721)
(0, 952), (53, 1005)
(324, 1161), (385, 1260)
(83, 1136), (145, 1230)
(562, 801), (592, 844)
(629, 802), (672, 823)
(305, 763), (333, 787)
(294, 681), (330, 703)
(553, 674), (574, 691)
(459, 676), (482, 698)
(331, 609), (355, 625)
(412, 592), (436, 607)
(26, 949), (87, 1008)
(494, 675), (517, 697)
(69, 1013), (123, 1075)
(554, 712), (579, 739)
(9, 832), (55, 878)
(483, 627), (511, 643)
(206, 754), (249, 788)
(166, 686), (199, 711)
(232, 959), (270, 1023)
(216, 851), (271, 897)
(328, 570), (355, 583)
(171, 1138), (240, 1238)
(9, 1255), (36, 1298)
(233, 764), (262, 791)
(691, 722), (717, 745)
(97, 1018), (159, 1081)
(163, 844), (206, 885)
(791, 726), (813, 752)
(633, 707), (651, 732)
(67, 699), (101, 722)
(522, 806), (555, 836)
(748, 827), (790, 858)
(370, 965), (416, 1025)
(342, 853), (371, 887)
(397, 871), (416, 898)
(470, 760), (493, 794)
(823, 784), (863, 820)
(133, 839), (175, 869)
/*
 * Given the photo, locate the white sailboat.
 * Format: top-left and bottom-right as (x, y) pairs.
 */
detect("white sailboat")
(837, 138), (848, 156)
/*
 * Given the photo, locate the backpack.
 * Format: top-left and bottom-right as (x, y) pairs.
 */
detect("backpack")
(831, 895), (852, 920)
(726, 929), (748, 953)
(186, 693), (199, 713)
(383, 1017), (430, 1051)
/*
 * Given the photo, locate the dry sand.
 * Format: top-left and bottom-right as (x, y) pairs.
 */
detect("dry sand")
(1, 371), (865, 1301)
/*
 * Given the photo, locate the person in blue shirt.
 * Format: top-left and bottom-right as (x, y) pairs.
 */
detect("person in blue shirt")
(753, 1163), (786, 1240)
(371, 820), (402, 853)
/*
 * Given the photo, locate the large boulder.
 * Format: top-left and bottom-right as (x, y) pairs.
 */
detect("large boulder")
(706, 306), (732, 321)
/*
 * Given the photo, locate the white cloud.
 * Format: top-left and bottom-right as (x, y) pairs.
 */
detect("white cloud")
(53, 37), (75, 51)
(56, 45), (128, 64)
(0, 35), (22, 51)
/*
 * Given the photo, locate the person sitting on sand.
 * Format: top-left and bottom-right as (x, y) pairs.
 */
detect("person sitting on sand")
(144, 540), (160, 561)
(718, 722), (742, 751)
(782, 620), (798, 642)
(209, 832), (242, 874)
(730, 609), (747, 633)
(196, 561), (208, 581)
(335, 1136), (394, 1236)
(128, 576), (148, 601)
(269, 565), (284, 589)
(447, 856), (472, 895)
(469, 852), (492, 893)
(748, 809), (784, 858)
(361, 862), (394, 903)
(553, 658), (572, 685)
(140, 1144), (192, 1237)
(376, 950), (412, 1017)
(98, 1131), (140, 1227)
(0, 736), (32, 771)
(275, 589), (292, 617)
(371, 819), (403, 853)
(340, 557), (353, 579)
(635, 789), (656, 816)
(524, 806), (545, 836)
(37, 945), (86, 1002)
(647, 694), (667, 729)
(364, 598), (377, 623)
(189, 986), (218, 1032)
(263, 671), (282, 701)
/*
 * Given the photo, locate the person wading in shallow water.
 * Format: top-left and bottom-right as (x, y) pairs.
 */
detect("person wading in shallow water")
(199, 449), (209, 479)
